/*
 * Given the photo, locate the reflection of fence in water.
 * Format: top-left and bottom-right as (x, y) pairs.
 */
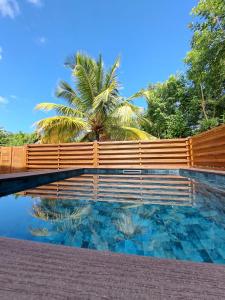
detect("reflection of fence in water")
(192, 180), (224, 201)
(23, 174), (194, 206)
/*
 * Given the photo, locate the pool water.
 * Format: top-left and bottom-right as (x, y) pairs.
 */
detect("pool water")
(0, 174), (225, 263)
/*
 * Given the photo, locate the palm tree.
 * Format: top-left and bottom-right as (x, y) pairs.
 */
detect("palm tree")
(35, 52), (153, 143)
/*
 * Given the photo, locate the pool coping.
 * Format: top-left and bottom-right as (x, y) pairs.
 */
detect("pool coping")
(1, 166), (225, 179)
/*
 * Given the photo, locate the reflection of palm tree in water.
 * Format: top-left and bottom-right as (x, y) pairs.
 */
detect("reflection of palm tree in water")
(30, 198), (146, 251)
(115, 212), (144, 239)
(30, 198), (92, 238)
(30, 198), (111, 249)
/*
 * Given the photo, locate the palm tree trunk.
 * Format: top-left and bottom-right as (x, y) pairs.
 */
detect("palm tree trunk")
(95, 132), (100, 141)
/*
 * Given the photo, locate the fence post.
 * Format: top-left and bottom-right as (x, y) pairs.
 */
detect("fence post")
(93, 141), (98, 167)
(58, 144), (60, 170)
(187, 137), (193, 167)
(24, 145), (28, 170)
(139, 141), (142, 167)
(189, 137), (194, 167)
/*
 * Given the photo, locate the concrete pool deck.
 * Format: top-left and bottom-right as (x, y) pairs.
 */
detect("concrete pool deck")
(0, 237), (224, 299)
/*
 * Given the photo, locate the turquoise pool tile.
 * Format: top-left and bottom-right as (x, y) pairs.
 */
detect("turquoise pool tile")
(0, 172), (225, 264)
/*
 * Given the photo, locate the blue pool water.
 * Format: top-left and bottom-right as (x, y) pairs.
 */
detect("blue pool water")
(0, 173), (225, 263)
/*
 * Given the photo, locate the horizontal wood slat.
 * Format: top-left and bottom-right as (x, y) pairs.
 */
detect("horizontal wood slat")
(190, 124), (225, 170)
(27, 143), (95, 170)
(26, 139), (190, 170)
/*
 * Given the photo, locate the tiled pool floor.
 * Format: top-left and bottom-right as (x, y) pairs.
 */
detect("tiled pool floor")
(0, 174), (225, 264)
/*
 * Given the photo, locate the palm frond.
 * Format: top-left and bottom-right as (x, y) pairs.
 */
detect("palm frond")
(110, 101), (143, 127)
(56, 80), (84, 108)
(35, 102), (84, 117)
(106, 125), (155, 141)
(126, 90), (145, 102)
(95, 54), (104, 92)
(64, 54), (77, 69)
(73, 53), (97, 106)
(104, 57), (120, 89)
(35, 116), (88, 143)
(93, 84), (118, 116)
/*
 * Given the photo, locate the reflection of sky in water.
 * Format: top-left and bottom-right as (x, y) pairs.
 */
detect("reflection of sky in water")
(0, 176), (225, 264)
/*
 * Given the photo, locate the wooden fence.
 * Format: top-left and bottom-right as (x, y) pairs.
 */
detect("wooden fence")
(26, 142), (94, 169)
(0, 146), (26, 172)
(190, 124), (225, 170)
(26, 138), (190, 170)
(0, 124), (225, 172)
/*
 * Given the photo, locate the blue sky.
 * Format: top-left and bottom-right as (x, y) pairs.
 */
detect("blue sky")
(0, 0), (197, 133)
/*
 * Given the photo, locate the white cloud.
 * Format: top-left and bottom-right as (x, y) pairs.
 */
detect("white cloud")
(39, 36), (46, 43)
(0, 47), (2, 61)
(27, 0), (42, 6)
(36, 36), (47, 45)
(0, 96), (8, 105)
(0, 0), (20, 18)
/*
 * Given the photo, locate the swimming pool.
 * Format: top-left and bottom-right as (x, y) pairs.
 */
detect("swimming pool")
(0, 170), (225, 264)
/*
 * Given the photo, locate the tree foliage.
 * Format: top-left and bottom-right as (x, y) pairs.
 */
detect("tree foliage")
(0, 128), (38, 146)
(35, 53), (152, 143)
(185, 0), (225, 126)
(142, 75), (198, 138)
(143, 0), (225, 137)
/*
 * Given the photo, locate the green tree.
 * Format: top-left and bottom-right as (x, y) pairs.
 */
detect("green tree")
(0, 128), (10, 145)
(0, 128), (38, 146)
(185, 0), (225, 130)
(7, 131), (38, 146)
(165, 111), (190, 138)
(35, 53), (152, 143)
(143, 0), (225, 137)
(142, 75), (198, 138)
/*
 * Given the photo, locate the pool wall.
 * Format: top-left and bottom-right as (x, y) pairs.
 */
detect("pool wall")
(0, 167), (225, 197)
(180, 168), (225, 191)
(0, 168), (83, 197)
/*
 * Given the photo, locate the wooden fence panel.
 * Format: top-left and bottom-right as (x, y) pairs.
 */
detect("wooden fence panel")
(27, 144), (60, 169)
(26, 138), (190, 170)
(59, 142), (94, 169)
(0, 147), (12, 172)
(0, 146), (26, 172)
(11, 147), (27, 170)
(27, 142), (95, 170)
(98, 139), (189, 168)
(190, 124), (225, 170)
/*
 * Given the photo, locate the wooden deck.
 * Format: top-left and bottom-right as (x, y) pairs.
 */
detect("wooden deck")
(0, 237), (225, 299)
